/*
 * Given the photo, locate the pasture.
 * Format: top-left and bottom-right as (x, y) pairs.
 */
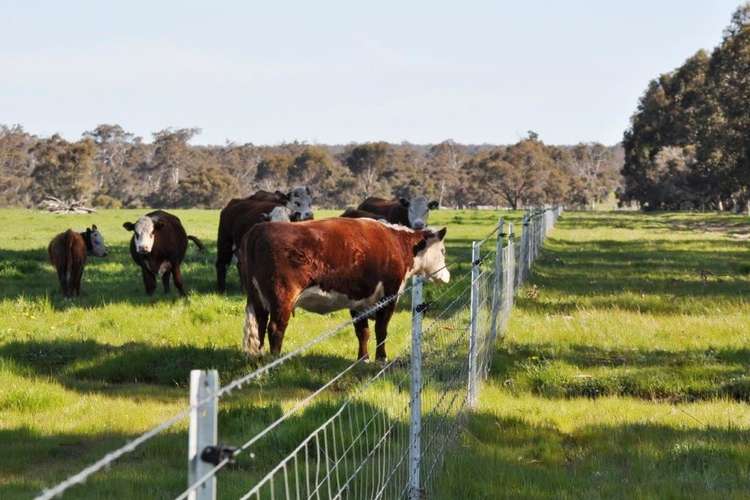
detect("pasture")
(438, 212), (750, 499)
(1, 209), (749, 499)
(0, 207), (504, 498)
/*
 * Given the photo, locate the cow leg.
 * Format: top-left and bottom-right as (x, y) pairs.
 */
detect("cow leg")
(142, 268), (157, 295)
(374, 302), (396, 361)
(257, 307), (269, 349)
(56, 267), (69, 297)
(172, 264), (187, 297)
(267, 303), (292, 355)
(74, 266), (84, 296)
(350, 310), (370, 361)
(162, 271), (171, 294)
(216, 258), (229, 293)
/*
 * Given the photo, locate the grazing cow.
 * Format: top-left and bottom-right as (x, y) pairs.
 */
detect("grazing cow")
(239, 218), (450, 360)
(215, 187), (313, 292)
(357, 196), (439, 229)
(122, 210), (205, 296)
(48, 225), (107, 297)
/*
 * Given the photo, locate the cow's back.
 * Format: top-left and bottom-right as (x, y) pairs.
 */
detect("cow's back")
(242, 218), (413, 293)
(357, 197), (408, 226)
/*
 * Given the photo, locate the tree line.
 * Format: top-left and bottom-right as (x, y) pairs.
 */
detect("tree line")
(622, 3), (750, 211)
(0, 124), (621, 210)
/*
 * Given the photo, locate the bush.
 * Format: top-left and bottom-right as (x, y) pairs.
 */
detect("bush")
(92, 194), (123, 209)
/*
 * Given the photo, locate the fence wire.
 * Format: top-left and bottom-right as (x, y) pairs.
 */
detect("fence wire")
(36, 206), (562, 500)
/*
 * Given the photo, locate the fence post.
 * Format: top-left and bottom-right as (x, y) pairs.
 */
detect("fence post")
(188, 370), (218, 500)
(517, 213), (528, 288)
(488, 219), (504, 347)
(468, 240), (480, 408)
(409, 276), (424, 500)
(504, 223), (514, 329)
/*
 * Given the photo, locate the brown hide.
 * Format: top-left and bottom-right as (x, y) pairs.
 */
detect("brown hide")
(340, 207), (384, 220)
(216, 198), (284, 292)
(357, 197), (410, 226)
(239, 218), (429, 360)
(48, 230), (87, 297)
(125, 210), (193, 296)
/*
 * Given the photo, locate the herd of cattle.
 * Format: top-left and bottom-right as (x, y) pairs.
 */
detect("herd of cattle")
(46, 189), (449, 359)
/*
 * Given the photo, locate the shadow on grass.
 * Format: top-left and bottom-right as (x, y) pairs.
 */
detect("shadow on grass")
(487, 342), (750, 403)
(2, 397), (413, 499)
(0, 338), (400, 396)
(435, 413), (750, 499)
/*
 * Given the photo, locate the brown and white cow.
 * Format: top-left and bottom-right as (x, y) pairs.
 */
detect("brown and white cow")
(123, 210), (205, 296)
(357, 196), (439, 230)
(48, 225), (107, 297)
(216, 187), (313, 292)
(238, 218), (450, 360)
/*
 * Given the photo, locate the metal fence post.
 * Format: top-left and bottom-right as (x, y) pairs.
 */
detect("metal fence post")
(468, 241), (480, 408)
(504, 223), (514, 328)
(188, 370), (218, 500)
(488, 219), (504, 347)
(409, 276), (424, 500)
(516, 214), (528, 288)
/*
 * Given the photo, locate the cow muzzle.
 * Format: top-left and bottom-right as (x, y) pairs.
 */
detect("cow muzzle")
(412, 221), (425, 230)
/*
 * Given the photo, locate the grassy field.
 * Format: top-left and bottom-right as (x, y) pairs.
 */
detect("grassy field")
(0, 207), (507, 499)
(437, 211), (750, 499)
(2, 209), (749, 499)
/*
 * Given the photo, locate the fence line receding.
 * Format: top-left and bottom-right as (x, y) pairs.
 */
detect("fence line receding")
(36, 206), (562, 500)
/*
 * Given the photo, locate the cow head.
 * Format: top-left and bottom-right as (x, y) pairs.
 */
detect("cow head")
(261, 206), (292, 222)
(412, 227), (450, 283)
(84, 225), (108, 257)
(399, 196), (439, 230)
(123, 215), (163, 255)
(286, 186), (314, 221)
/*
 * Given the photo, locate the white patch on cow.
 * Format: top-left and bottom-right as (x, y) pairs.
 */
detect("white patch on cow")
(369, 218), (415, 233)
(231, 244), (238, 265)
(243, 302), (261, 355)
(287, 186), (314, 221)
(267, 205), (291, 222)
(157, 262), (171, 278)
(133, 216), (157, 254)
(295, 282), (385, 315)
(407, 196), (431, 230)
(411, 234), (450, 284)
(89, 227), (107, 257)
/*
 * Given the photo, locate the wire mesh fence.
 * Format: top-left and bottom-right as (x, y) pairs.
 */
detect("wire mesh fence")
(36, 206), (562, 500)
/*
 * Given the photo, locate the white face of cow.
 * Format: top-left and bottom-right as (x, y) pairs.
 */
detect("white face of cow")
(123, 216), (160, 255)
(401, 196), (439, 230)
(266, 206), (291, 222)
(413, 227), (450, 284)
(87, 225), (107, 257)
(287, 186), (314, 221)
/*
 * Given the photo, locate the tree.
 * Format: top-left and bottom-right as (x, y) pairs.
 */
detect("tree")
(344, 142), (391, 197)
(30, 136), (97, 202)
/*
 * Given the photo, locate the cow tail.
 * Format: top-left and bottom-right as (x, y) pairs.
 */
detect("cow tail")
(187, 235), (206, 253)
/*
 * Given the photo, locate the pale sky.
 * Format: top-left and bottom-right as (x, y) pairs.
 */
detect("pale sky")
(0, 0), (743, 146)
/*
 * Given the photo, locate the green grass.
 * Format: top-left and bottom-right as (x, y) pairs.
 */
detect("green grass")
(3, 209), (750, 499)
(0, 207), (510, 499)
(436, 211), (750, 499)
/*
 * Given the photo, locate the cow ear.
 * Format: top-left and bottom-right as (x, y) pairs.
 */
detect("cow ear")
(437, 227), (447, 241)
(413, 239), (427, 255)
(92, 224), (98, 231)
(399, 198), (410, 208)
(428, 200), (439, 210)
(261, 213), (271, 221)
(123, 222), (135, 231)
(305, 186), (311, 196)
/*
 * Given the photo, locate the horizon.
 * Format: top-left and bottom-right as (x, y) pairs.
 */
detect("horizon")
(1, 1), (743, 146)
